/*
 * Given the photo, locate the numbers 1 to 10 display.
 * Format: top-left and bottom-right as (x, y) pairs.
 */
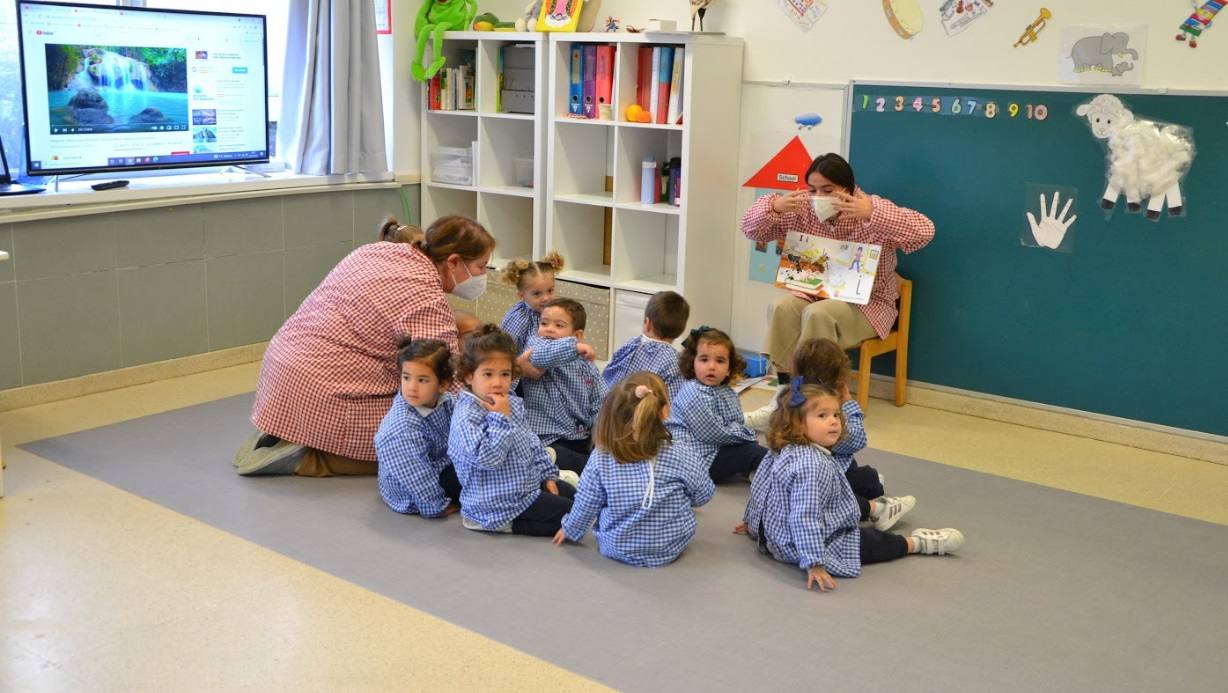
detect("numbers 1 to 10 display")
(860, 94), (1049, 120)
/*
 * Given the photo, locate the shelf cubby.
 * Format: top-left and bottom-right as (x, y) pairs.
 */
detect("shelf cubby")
(478, 117), (535, 192)
(552, 120), (613, 202)
(613, 126), (682, 207)
(479, 192), (535, 267)
(423, 185), (477, 223)
(551, 200), (611, 285)
(612, 208), (679, 291)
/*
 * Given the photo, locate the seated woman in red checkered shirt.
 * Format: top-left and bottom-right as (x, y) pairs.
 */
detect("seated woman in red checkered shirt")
(234, 215), (495, 477)
(740, 153), (934, 379)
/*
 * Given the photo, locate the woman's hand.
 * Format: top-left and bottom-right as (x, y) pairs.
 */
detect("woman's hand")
(771, 189), (811, 215)
(833, 190), (873, 220)
(806, 566), (838, 592)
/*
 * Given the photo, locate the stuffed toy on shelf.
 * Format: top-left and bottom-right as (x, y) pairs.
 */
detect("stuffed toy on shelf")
(413, 0), (477, 81)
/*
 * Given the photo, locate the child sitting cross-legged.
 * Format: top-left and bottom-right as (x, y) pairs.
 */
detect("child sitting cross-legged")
(601, 290), (691, 399)
(448, 325), (576, 536)
(553, 372), (715, 567)
(521, 298), (606, 473)
(374, 338), (461, 518)
(667, 326), (767, 483)
(745, 338), (916, 531)
(738, 380), (964, 592)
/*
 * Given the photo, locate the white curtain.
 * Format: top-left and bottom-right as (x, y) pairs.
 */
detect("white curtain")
(280, 0), (389, 178)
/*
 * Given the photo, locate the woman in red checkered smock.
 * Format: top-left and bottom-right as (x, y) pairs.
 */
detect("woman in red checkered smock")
(740, 153), (934, 374)
(237, 215), (494, 477)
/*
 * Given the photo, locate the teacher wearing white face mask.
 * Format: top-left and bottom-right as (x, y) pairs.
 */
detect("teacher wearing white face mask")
(235, 214), (495, 477)
(740, 153), (934, 378)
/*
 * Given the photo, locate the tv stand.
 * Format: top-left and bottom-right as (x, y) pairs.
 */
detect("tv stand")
(225, 164), (271, 178)
(52, 174), (86, 193)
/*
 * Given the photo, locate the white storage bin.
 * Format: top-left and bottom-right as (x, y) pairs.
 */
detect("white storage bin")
(613, 290), (652, 351)
(514, 157), (534, 188)
(431, 145), (474, 186)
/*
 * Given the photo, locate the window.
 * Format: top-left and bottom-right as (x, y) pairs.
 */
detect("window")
(143, 0), (289, 157)
(0, 0), (289, 177)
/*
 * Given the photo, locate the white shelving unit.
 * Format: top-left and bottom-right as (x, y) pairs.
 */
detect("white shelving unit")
(544, 32), (744, 334)
(420, 32), (546, 268)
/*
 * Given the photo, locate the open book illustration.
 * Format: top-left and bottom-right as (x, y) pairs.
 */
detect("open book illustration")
(774, 231), (882, 305)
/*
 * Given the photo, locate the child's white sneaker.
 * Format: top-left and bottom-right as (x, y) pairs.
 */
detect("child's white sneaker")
(910, 528), (964, 555)
(870, 495), (916, 531)
(878, 472), (887, 488)
(545, 447), (558, 464)
(557, 469), (580, 488)
(461, 515), (512, 533)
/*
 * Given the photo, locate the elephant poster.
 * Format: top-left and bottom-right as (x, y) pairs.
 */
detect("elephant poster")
(1057, 25), (1147, 86)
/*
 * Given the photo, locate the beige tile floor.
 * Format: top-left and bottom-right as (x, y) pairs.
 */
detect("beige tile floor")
(1, 364), (1225, 691)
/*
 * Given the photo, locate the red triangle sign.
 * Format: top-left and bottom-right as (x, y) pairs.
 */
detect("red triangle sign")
(743, 136), (814, 190)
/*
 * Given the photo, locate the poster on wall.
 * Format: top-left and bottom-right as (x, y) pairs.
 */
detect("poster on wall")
(1058, 25), (1147, 86)
(939, 0), (994, 36)
(778, 0), (828, 32)
(743, 135), (815, 283)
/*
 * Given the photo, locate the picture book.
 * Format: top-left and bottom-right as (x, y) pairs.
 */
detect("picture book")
(774, 232), (882, 305)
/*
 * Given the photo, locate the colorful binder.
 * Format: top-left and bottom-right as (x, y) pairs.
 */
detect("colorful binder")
(666, 46), (684, 125)
(655, 47), (674, 124)
(568, 46), (584, 117)
(595, 44), (614, 120)
(582, 44), (597, 119)
(637, 46), (653, 109)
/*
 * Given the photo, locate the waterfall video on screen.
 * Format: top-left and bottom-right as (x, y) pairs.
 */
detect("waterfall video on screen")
(17, 2), (268, 176)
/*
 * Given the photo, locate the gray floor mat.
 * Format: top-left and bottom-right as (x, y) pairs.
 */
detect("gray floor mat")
(20, 394), (1228, 692)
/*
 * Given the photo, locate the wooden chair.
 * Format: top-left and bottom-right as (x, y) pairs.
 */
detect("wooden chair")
(855, 273), (912, 410)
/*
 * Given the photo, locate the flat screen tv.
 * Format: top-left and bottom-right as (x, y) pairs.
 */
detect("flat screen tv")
(16, 1), (269, 176)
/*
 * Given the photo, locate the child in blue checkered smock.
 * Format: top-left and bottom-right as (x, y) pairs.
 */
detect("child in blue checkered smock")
(448, 325), (577, 536)
(375, 339), (461, 517)
(667, 327), (768, 483)
(602, 291), (691, 399)
(554, 373), (715, 567)
(744, 338), (917, 532)
(522, 298), (606, 473)
(500, 251), (565, 355)
(739, 381), (965, 591)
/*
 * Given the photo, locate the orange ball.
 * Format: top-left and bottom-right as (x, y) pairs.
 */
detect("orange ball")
(636, 111), (652, 123)
(625, 104), (644, 121)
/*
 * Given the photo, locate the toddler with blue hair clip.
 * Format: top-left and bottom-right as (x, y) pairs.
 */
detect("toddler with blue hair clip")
(738, 380), (965, 591)
(746, 338), (916, 531)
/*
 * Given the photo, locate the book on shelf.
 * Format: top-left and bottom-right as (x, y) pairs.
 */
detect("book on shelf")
(429, 50), (475, 112)
(648, 46), (661, 123)
(637, 45), (652, 110)
(774, 232), (882, 305)
(667, 46), (684, 125)
(654, 47), (674, 124)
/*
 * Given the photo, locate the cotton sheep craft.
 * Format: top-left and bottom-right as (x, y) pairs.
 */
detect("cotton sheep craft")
(1075, 94), (1195, 220)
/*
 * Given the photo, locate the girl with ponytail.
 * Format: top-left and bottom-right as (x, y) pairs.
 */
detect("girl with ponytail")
(553, 373), (715, 567)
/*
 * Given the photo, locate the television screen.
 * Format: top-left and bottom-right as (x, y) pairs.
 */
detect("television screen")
(16, 1), (269, 176)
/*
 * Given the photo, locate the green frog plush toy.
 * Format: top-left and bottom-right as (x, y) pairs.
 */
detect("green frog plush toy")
(413, 0), (477, 81)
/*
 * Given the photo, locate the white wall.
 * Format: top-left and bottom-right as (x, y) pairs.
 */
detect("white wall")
(400, 0), (1226, 347)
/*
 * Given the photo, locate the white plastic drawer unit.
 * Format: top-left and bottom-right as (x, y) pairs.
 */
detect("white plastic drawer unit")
(613, 290), (652, 353)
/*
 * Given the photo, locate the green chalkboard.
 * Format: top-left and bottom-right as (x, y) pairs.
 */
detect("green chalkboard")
(848, 83), (1228, 436)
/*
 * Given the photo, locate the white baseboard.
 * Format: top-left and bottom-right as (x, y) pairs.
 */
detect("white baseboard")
(855, 372), (1228, 466)
(0, 343), (268, 413)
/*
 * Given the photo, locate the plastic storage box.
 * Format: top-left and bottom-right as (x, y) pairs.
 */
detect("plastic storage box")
(740, 350), (770, 378)
(431, 145), (474, 186)
(514, 158), (534, 188)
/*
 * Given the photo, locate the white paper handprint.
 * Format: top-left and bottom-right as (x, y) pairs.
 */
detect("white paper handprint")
(1027, 191), (1077, 249)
